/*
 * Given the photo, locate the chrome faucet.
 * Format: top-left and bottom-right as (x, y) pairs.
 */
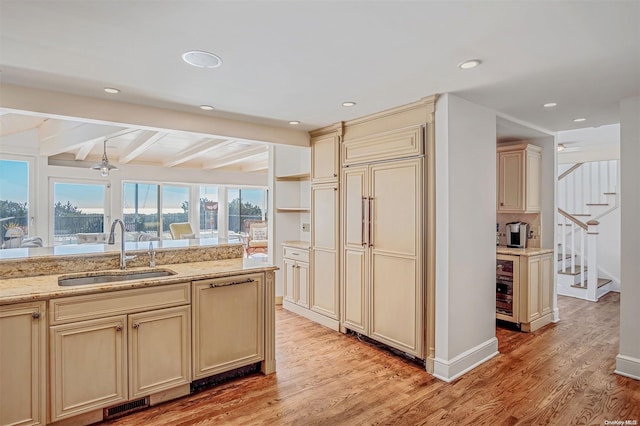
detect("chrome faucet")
(148, 241), (156, 268)
(107, 219), (136, 269)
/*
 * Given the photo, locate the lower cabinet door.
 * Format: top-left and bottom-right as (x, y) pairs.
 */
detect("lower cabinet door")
(50, 316), (127, 421)
(128, 306), (191, 398)
(192, 274), (265, 379)
(296, 262), (310, 308)
(0, 301), (46, 426)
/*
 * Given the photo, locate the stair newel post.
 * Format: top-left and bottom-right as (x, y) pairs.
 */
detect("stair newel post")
(586, 220), (600, 302)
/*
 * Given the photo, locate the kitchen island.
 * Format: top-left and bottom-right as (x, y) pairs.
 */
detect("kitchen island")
(0, 240), (277, 426)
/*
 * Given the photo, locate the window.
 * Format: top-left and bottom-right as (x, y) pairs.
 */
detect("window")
(227, 188), (267, 235)
(0, 158), (31, 247)
(123, 183), (160, 240)
(162, 185), (189, 239)
(199, 185), (219, 238)
(52, 181), (108, 245)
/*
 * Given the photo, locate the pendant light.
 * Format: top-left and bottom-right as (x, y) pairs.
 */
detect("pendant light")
(91, 140), (118, 177)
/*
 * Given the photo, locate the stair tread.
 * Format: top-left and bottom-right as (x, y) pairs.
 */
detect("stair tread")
(604, 192), (617, 195)
(557, 253), (573, 261)
(586, 203), (609, 206)
(570, 278), (612, 289)
(558, 265), (587, 275)
(571, 213), (591, 216)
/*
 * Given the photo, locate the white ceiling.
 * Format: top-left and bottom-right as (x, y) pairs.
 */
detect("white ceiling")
(1, 1), (639, 166)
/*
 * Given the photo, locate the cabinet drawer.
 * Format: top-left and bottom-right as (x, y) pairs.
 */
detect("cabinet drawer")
(283, 247), (309, 263)
(49, 282), (191, 325)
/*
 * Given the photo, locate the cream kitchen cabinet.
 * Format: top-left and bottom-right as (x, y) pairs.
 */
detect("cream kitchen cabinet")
(48, 283), (191, 422)
(0, 301), (46, 426)
(310, 183), (339, 322)
(311, 125), (341, 184)
(192, 274), (264, 379)
(283, 245), (309, 308)
(342, 157), (424, 358)
(496, 250), (553, 332)
(497, 144), (542, 213)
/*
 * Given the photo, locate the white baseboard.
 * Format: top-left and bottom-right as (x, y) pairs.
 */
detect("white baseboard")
(282, 300), (340, 331)
(615, 354), (640, 380)
(432, 337), (498, 382)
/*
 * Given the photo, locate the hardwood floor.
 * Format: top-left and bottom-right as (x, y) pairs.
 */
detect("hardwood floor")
(105, 293), (640, 425)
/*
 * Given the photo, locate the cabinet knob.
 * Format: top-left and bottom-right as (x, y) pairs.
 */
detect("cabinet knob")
(133, 323), (140, 329)
(32, 312), (41, 320)
(333, 173), (337, 177)
(115, 325), (122, 332)
(500, 202), (504, 206)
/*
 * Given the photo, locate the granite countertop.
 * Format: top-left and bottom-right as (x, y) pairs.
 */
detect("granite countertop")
(0, 257), (277, 305)
(282, 240), (311, 250)
(496, 246), (554, 256)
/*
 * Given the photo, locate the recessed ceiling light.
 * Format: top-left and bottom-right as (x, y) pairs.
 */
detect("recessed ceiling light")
(104, 87), (120, 94)
(543, 102), (557, 108)
(342, 101), (356, 107)
(573, 118), (586, 122)
(199, 105), (215, 111)
(288, 121), (300, 125)
(182, 50), (222, 68)
(458, 59), (482, 70)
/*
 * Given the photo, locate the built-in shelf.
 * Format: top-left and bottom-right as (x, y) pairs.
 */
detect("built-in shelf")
(275, 173), (310, 182)
(276, 207), (311, 213)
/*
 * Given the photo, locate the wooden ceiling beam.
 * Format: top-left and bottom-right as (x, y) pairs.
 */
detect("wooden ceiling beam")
(163, 138), (233, 168)
(118, 131), (167, 164)
(203, 145), (268, 170)
(38, 120), (130, 157)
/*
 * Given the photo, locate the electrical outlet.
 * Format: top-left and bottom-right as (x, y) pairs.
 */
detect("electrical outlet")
(302, 223), (310, 232)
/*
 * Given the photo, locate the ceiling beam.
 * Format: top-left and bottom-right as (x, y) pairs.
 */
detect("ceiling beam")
(163, 138), (234, 168)
(74, 141), (96, 161)
(118, 131), (167, 164)
(203, 145), (268, 170)
(240, 159), (269, 173)
(38, 119), (131, 156)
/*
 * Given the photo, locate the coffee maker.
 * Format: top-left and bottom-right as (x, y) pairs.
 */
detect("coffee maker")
(506, 221), (529, 248)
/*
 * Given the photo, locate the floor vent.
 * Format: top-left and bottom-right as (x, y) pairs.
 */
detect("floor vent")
(103, 397), (149, 420)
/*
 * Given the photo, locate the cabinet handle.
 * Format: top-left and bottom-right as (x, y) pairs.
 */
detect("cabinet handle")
(500, 202), (504, 206)
(368, 197), (374, 248)
(333, 173), (337, 177)
(209, 278), (255, 288)
(132, 323), (140, 329)
(32, 312), (41, 320)
(115, 325), (122, 332)
(291, 252), (299, 256)
(361, 197), (367, 247)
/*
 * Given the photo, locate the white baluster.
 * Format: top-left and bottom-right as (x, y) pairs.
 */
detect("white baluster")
(586, 220), (599, 301)
(561, 215), (567, 272)
(580, 227), (585, 287)
(571, 221), (576, 274)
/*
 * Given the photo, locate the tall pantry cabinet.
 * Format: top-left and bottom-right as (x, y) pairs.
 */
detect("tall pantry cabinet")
(308, 124), (342, 330)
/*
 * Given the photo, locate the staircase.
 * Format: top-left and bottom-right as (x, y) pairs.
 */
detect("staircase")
(557, 160), (619, 301)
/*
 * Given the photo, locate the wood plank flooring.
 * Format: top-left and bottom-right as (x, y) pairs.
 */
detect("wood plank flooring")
(105, 293), (640, 425)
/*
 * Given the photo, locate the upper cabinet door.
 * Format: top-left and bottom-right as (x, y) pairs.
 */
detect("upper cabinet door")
(497, 144), (542, 213)
(497, 150), (525, 212)
(311, 135), (339, 183)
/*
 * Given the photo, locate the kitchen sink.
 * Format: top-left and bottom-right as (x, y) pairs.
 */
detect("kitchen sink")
(58, 269), (176, 286)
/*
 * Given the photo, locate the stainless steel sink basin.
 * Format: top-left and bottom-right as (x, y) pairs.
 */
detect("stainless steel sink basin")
(58, 269), (176, 286)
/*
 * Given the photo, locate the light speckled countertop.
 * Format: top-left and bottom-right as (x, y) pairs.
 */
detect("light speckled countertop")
(282, 240), (311, 250)
(0, 257), (277, 305)
(496, 246), (554, 256)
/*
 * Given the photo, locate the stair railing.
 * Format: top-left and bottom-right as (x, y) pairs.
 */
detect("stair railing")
(557, 159), (616, 300)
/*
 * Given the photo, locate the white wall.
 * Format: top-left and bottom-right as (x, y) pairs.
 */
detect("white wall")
(433, 94), (498, 381)
(616, 96), (640, 380)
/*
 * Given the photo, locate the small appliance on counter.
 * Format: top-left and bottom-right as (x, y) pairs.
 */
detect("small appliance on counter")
(505, 221), (529, 248)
